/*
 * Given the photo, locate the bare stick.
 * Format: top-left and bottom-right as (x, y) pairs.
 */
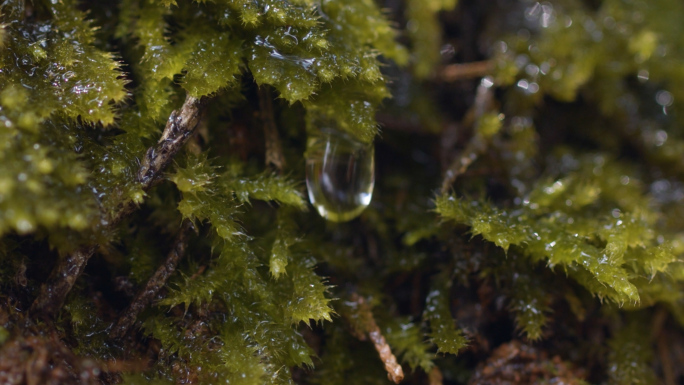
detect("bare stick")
(440, 81), (494, 194)
(428, 366), (444, 385)
(659, 332), (676, 385)
(440, 61), (493, 82)
(258, 87), (286, 172)
(440, 138), (486, 194)
(31, 95), (206, 319)
(110, 220), (194, 339)
(345, 293), (404, 384)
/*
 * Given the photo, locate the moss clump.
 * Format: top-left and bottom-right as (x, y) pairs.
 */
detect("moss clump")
(2, 0), (684, 384)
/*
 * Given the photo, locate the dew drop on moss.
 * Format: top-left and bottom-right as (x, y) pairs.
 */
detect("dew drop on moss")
(305, 128), (374, 222)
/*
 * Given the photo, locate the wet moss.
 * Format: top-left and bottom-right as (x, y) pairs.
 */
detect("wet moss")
(2, 0), (684, 383)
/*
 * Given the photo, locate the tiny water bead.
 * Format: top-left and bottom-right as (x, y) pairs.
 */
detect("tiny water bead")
(305, 128), (374, 222)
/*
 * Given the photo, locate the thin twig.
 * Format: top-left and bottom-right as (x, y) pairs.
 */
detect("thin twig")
(440, 60), (493, 82)
(440, 81), (494, 194)
(258, 87), (286, 172)
(440, 138), (486, 194)
(31, 95), (206, 319)
(652, 308), (675, 385)
(110, 220), (194, 339)
(658, 332), (676, 385)
(344, 293), (404, 384)
(428, 366), (444, 385)
(29, 245), (98, 319)
(137, 96), (205, 189)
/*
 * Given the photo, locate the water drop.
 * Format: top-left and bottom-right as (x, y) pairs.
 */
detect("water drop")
(305, 128), (374, 222)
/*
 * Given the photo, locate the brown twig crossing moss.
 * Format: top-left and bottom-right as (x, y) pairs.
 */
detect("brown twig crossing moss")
(30, 95), (206, 319)
(440, 61), (493, 82)
(30, 245), (98, 320)
(258, 87), (286, 173)
(440, 81), (495, 194)
(428, 366), (444, 385)
(343, 293), (404, 384)
(110, 220), (194, 340)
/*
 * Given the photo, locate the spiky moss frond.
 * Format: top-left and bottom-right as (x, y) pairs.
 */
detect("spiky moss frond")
(222, 172), (307, 210)
(380, 316), (434, 372)
(115, 0), (402, 144)
(158, 152), (332, 381)
(170, 155), (307, 246)
(177, 24), (244, 97)
(0, 0), (130, 240)
(424, 272), (468, 355)
(0, 1), (127, 128)
(480, 253), (553, 340)
(436, 155), (677, 305)
(508, 266), (550, 340)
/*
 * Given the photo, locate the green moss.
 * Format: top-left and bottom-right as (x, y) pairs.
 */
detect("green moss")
(405, 0), (457, 78)
(3, 0), (684, 383)
(0, 128), (97, 237)
(424, 272), (467, 354)
(0, 1), (127, 128)
(307, 325), (392, 385)
(436, 155), (678, 306)
(607, 318), (658, 385)
(380, 315), (434, 372)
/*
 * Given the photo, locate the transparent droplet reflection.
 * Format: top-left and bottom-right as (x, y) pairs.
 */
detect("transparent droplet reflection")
(305, 129), (374, 222)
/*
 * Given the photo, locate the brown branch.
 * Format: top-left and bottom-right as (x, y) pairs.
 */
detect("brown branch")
(440, 81), (494, 194)
(258, 87), (286, 172)
(440, 60), (493, 82)
(440, 138), (486, 194)
(658, 332), (676, 385)
(30, 95), (206, 319)
(428, 366), (444, 385)
(652, 308), (675, 385)
(110, 220), (194, 339)
(344, 293), (404, 384)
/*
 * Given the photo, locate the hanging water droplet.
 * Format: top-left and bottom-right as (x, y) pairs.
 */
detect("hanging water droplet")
(305, 128), (374, 222)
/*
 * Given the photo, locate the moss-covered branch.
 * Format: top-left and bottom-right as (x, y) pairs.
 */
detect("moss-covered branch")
(111, 220), (194, 339)
(31, 95), (206, 318)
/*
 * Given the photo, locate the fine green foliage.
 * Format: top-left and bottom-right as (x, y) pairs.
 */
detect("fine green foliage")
(3, 0), (684, 383)
(270, 209), (296, 278)
(381, 316), (434, 372)
(149, 154), (332, 381)
(114, 0), (397, 143)
(0, 0), (126, 128)
(424, 272), (468, 354)
(506, 263), (550, 340)
(405, 0), (458, 78)
(607, 319), (658, 385)
(436, 155), (677, 305)
(0, 126), (96, 237)
(225, 172), (307, 210)
(0, 0), (127, 239)
(479, 254), (554, 340)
